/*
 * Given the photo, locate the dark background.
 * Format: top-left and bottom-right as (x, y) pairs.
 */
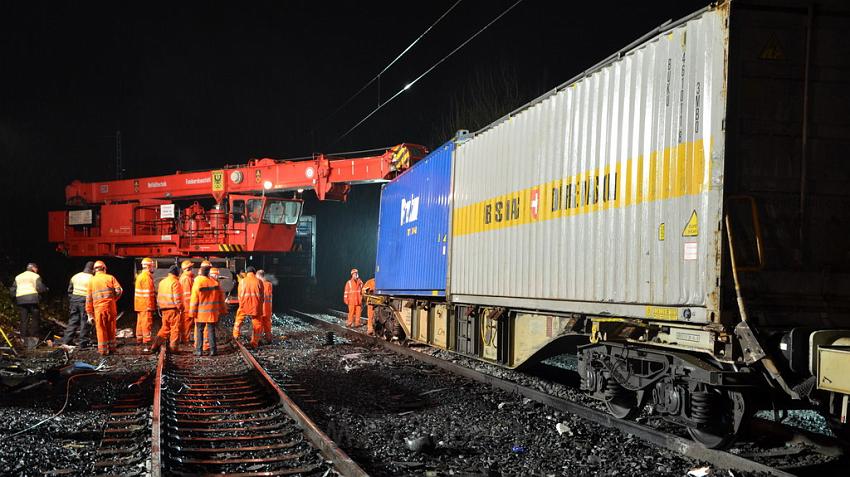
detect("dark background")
(0, 0), (708, 308)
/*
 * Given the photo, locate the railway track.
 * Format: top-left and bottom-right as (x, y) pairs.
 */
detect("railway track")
(151, 340), (366, 477)
(288, 308), (848, 477)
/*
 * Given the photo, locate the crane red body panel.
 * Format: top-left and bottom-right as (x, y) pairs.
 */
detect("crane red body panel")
(48, 144), (426, 258)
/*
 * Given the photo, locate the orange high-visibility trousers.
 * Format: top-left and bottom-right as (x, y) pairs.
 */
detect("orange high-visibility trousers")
(347, 304), (362, 327)
(95, 308), (116, 356)
(250, 316), (264, 347)
(233, 309), (248, 339)
(157, 309), (182, 351)
(180, 311), (193, 343)
(262, 314), (272, 339)
(367, 304), (375, 334)
(136, 310), (153, 343)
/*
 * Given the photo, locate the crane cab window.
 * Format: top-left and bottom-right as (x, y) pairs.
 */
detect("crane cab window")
(263, 200), (301, 225)
(246, 199), (263, 224)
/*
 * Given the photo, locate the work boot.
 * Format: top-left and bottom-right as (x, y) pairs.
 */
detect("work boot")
(144, 336), (165, 354)
(194, 350), (202, 356)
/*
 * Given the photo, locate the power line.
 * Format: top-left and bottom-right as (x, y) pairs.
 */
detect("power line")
(335, 0), (525, 144)
(319, 0), (463, 127)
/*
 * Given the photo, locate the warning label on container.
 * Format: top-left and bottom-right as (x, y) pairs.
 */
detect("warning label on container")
(759, 34), (785, 61)
(684, 242), (699, 260)
(682, 210), (699, 237)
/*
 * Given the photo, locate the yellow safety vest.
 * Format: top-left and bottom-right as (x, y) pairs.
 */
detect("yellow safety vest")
(14, 271), (40, 297)
(70, 272), (93, 297)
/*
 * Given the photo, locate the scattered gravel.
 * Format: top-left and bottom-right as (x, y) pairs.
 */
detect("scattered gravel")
(0, 342), (156, 476)
(252, 313), (705, 476)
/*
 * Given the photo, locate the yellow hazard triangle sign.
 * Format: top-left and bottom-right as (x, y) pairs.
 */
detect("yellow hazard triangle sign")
(682, 210), (699, 237)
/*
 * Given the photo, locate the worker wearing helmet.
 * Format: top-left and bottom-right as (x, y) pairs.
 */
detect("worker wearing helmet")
(362, 277), (376, 336)
(234, 266), (263, 347)
(85, 260), (123, 356)
(190, 261), (225, 356)
(252, 270), (273, 347)
(62, 261), (95, 347)
(148, 265), (183, 352)
(178, 260), (195, 344)
(343, 268), (364, 327)
(134, 258), (157, 344)
(10, 262), (49, 343)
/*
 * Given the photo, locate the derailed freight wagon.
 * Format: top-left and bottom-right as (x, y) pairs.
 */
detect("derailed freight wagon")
(372, 0), (850, 447)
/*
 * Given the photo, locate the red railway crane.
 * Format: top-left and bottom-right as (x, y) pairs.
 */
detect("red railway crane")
(48, 144), (427, 258)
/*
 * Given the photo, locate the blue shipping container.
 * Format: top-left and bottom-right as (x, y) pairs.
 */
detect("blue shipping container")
(375, 141), (454, 296)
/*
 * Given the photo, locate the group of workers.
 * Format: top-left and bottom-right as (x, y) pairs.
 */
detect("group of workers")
(10, 259), (276, 357)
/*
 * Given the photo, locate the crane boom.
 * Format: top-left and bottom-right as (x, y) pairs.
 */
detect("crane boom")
(48, 144), (427, 258)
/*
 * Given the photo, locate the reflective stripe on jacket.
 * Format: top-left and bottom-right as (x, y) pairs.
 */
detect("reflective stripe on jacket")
(190, 276), (226, 323)
(179, 271), (194, 309)
(134, 270), (156, 312)
(262, 280), (273, 318)
(69, 272), (93, 297)
(237, 272), (263, 316)
(343, 278), (363, 305)
(86, 271), (123, 315)
(157, 275), (183, 310)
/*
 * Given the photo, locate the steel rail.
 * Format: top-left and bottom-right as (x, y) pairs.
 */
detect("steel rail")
(150, 342), (369, 477)
(289, 308), (797, 477)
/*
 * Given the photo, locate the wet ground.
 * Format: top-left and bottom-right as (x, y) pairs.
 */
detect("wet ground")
(251, 313), (707, 477)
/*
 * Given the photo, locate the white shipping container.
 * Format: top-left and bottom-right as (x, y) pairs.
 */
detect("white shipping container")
(449, 5), (729, 324)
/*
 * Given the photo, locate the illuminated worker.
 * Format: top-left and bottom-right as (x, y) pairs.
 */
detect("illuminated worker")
(10, 263), (49, 342)
(62, 261), (94, 347)
(234, 266), (263, 347)
(343, 268), (363, 327)
(179, 260), (194, 344)
(362, 277), (376, 335)
(253, 270), (273, 347)
(190, 262), (226, 356)
(134, 257), (156, 344)
(149, 265), (183, 352)
(85, 261), (123, 356)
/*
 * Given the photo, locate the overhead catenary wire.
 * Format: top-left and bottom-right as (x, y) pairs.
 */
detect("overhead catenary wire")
(335, 0), (525, 143)
(319, 0), (464, 127)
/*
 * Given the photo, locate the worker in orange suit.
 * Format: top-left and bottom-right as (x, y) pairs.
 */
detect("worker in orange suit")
(362, 277), (376, 335)
(85, 261), (123, 356)
(252, 270), (273, 347)
(178, 260), (195, 344)
(134, 257), (156, 344)
(232, 272), (247, 340)
(149, 265), (183, 352)
(190, 262), (226, 356)
(343, 268), (364, 327)
(196, 267), (225, 352)
(235, 266), (263, 347)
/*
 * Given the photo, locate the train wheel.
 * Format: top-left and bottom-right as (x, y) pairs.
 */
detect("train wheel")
(686, 389), (744, 449)
(603, 379), (640, 419)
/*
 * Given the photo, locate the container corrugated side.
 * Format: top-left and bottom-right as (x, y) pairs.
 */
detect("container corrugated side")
(376, 141), (454, 296)
(449, 5), (728, 324)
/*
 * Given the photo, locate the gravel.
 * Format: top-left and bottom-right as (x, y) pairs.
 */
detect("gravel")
(252, 313), (705, 476)
(0, 342), (156, 476)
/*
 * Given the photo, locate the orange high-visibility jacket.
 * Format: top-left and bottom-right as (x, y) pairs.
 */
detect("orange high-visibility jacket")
(86, 271), (123, 315)
(134, 270), (156, 312)
(262, 280), (273, 318)
(237, 272), (264, 316)
(190, 275), (226, 323)
(157, 275), (183, 310)
(343, 278), (363, 305)
(179, 271), (194, 309)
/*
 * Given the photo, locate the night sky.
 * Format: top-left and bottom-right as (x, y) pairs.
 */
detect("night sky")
(0, 0), (708, 301)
